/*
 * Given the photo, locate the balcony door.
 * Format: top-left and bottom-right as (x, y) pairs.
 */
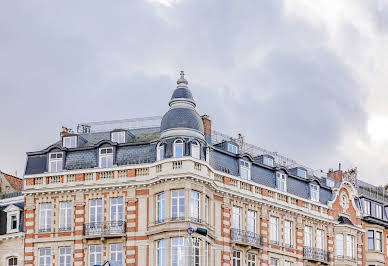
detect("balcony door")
(110, 197), (124, 233)
(89, 199), (102, 234)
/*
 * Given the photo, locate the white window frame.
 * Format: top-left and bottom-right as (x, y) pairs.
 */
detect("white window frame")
(191, 141), (200, 159)
(284, 220), (292, 247)
(269, 216), (279, 244)
(110, 243), (123, 266)
(276, 172), (287, 192)
(269, 258), (278, 266)
(232, 206), (241, 230)
(190, 191), (200, 221)
(111, 131), (126, 143)
(247, 253), (256, 266)
(346, 234), (355, 259)
(39, 203), (52, 232)
(304, 226), (312, 247)
(171, 190), (185, 220)
(157, 240), (166, 266)
(99, 147), (113, 168)
(376, 204), (383, 219)
(39, 248), (51, 266)
(110, 197), (123, 222)
(376, 231), (382, 252)
(247, 210), (256, 233)
(59, 201), (72, 231)
(171, 237), (185, 266)
(173, 139), (184, 158)
(240, 160), (251, 180)
(232, 250), (241, 266)
(156, 193), (165, 223)
(263, 156), (274, 167)
(297, 168), (307, 178)
(89, 199), (102, 223)
(317, 229), (324, 250)
(49, 152), (63, 173)
(284, 261), (293, 266)
(157, 143), (165, 161)
(59, 247), (71, 266)
(5, 205), (20, 234)
(204, 196), (209, 224)
(192, 237), (200, 266)
(89, 245), (102, 266)
(227, 143), (238, 154)
(310, 184), (319, 202)
(368, 230), (374, 251)
(62, 136), (77, 148)
(364, 200), (371, 215)
(336, 234), (344, 257)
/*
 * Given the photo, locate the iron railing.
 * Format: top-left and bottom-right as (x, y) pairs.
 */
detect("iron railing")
(356, 180), (388, 203)
(303, 246), (330, 263)
(230, 228), (264, 248)
(0, 191), (22, 200)
(83, 221), (126, 236)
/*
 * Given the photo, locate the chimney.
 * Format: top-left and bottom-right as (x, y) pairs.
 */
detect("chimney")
(327, 165), (343, 184)
(60, 126), (70, 137)
(202, 115), (211, 143)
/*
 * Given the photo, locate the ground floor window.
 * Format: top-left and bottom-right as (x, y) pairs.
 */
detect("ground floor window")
(110, 243), (123, 266)
(232, 250), (241, 266)
(269, 258), (279, 266)
(247, 253), (256, 266)
(59, 247), (71, 266)
(171, 237), (185, 266)
(192, 237), (200, 266)
(89, 245), (102, 266)
(39, 248), (51, 266)
(284, 261), (293, 266)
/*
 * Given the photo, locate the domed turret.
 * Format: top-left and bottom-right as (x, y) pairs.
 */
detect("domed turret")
(160, 71), (204, 139)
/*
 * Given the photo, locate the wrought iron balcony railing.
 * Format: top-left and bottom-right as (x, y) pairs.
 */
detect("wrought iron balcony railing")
(303, 246), (330, 263)
(230, 228), (264, 248)
(83, 221), (126, 236)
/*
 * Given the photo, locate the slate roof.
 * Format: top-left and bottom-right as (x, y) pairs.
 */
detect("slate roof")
(170, 87), (194, 102)
(338, 216), (354, 225)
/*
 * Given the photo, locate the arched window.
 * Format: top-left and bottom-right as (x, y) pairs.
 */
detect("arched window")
(157, 143), (164, 161)
(191, 141), (200, 159)
(8, 257), (17, 266)
(173, 139), (184, 158)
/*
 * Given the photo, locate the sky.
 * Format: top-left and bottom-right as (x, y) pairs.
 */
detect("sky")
(1, 0), (388, 185)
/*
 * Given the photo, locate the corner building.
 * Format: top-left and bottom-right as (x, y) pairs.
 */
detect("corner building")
(24, 72), (367, 266)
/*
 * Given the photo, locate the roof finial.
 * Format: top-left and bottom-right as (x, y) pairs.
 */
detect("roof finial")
(177, 70), (188, 85)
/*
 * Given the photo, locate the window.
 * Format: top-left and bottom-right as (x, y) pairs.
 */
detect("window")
(376, 231), (382, 252)
(157, 240), (166, 266)
(269, 258), (278, 266)
(376, 205), (383, 219)
(247, 253), (256, 266)
(310, 184), (319, 202)
(39, 248), (51, 266)
(247, 210), (256, 233)
(10, 215), (17, 230)
(157, 143), (165, 161)
(171, 190), (185, 220)
(232, 206), (241, 229)
(110, 197), (124, 222)
(346, 235), (355, 259)
(173, 139), (184, 158)
(297, 168), (307, 178)
(63, 136), (77, 148)
(39, 203), (51, 232)
(284, 261), (293, 266)
(364, 200), (371, 215)
(110, 243), (123, 266)
(89, 199), (102, 223)
(204, 196), (209, 224)
(240, 160), (250, 180)
(276, 172), (287, 192)
(227, 143), (238, 154)
(190, 191), (200, 222)
(284, 220), (292, 247)
(89, 245), (102, 266)
(49, 152), (63, 172)
(99, 147), (113, 168)
(232, 250), (241, 266)
(156, 193), (165, 223)
(59, 201), (72, 231)
(7, 257), (17, 266)
(171, 237), (185, 266)
(191, 141), (200, 159)
(59, 247), (71, 266)
(326, 178), (335, 187)
(269, 216), (278, 244)
(317, 229), (324, 250)
(368, 230), (374, 251)
(111, 131), (125, 143)
(205, 242), (210, 266)
(304, 226), (312, 247)
(336, 234), (344, 257)
(263, 156), (274, 167)
(192, 238), (200, 266)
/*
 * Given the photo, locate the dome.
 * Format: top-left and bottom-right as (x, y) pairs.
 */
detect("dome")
(160, 108), (204, 133)
(170, 87), (194, 102)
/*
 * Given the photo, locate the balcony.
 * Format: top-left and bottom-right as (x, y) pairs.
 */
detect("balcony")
(83, 221), (126, 238)
(303, 246), (330, 264)
(230, 228), (264, 249)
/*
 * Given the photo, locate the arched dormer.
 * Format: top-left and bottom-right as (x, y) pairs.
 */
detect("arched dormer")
(156, 142), (165, 161)
(96, 142), (114, 168)
(275, 168), (288, 192)
(191, 140), (200, 160)
(173, 139), (185, 158)
(309, 180), (320, 202)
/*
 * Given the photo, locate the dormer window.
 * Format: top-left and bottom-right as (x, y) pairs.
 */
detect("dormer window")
(5, 205), (20, 234)
(63, 136), (77, 148)
(364, 200), (371, 215)
(376, 204), (383, 219)
(263, 156), (274, 167)
(173, 139), (184, 158)
(227, 143), (238, 154)
(310, 184), (319, 202)
(297, 168), (307, 178)
(99, 147), (113, 168)
(49, 152), (63, 173)
(240, 160), (251, 180)
(276, 172), (287, 192)
(157, 143), (164, 161)
(191, 141), (200, 159)
(111, 131), (126, 143)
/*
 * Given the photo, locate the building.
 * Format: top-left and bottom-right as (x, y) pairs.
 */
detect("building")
(0, 171), (24, 266)
(23, 72), (383, 266)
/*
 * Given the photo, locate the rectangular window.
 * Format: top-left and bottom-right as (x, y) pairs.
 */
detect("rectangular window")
(364, 200), (371, 215)
(368, 230), (374, 251)
(227, 143), (238, 154)
(171, 190), (185, 220)
(269, 216), (279, 244)
(39, 203), (51, 232)
(157, 240), (166, 266)
(99, 147), (113, 168)
(232, 206), (241, 229)
(263, 156), (274, 167)
(157, 144), (164, 161)
(317, 229), (324, 250)
(110, 197), (124, 221)
(240, 160), (250, 180)
(49, 152), (63, 172)
(110, 243), (123, 266)
(8, 257), (17, 266)
(192, 238), (200, 266)
(376, 231), (382, 252)
(111, 131), (125, 143)
(59, 247), (71, 266)
(205, 242), (210, 266)
(310, 184), (319, 202)
(247, 210), (256, 233)
(336, 234), (344, 257)
(204, 196), (209, 224)
(284, 220), (292, 247)
(10, 215), (17, 230)
(276, 172), (286, 192)
(39, 248), (51, 266)
(156, 193), (165, 223)
(247, 253), (256, 266)
(346, 235), (355, 259)
(304, 226), (312, 247)
(89, 245), (102, 266)
(232, 250), (241, 266)
(89, 199), (102, 223)
(63, 136), (77, 148)
(59, 201), (72, 231)
(376, 205), (383, 219)
(171, 237), (185, 266)
(174, 140), (184, 158)
(191, 142), (200, 159)
(297, 168), (307, 178)
(269, 258), (278, 266)
(190, 191), (200, 222)
(284, 261), (293, 266)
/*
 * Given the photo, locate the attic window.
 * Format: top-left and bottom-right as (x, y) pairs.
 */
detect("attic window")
(227, 143), (238, 154)
(310, 184), (319, 202)
(297, 168), (307, 178)
(63, 136), (77, 148)
(192, 141), (200, 159)
(49, 152), (63, 173)
(326, 178), (335, 187)
(173, 139), (184, 158)
(111, 131), (126, 143)
(240, 160), (251, 180)
(276, 172), (287, 192)
(263, 156), (274, 167)
(157, 143), (164, 161)
(99, 147), (113, 168)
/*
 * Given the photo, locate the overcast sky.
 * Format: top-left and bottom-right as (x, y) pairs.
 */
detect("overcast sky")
(1, 0), (388, 185)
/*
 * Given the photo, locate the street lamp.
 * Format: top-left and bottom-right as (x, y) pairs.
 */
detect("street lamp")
(187, 223), (208, 266)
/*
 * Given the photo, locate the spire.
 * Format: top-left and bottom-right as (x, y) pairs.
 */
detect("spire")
(177, 70), (188, 86)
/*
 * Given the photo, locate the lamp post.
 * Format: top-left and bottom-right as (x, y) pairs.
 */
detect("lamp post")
(187, 223), (208, 266)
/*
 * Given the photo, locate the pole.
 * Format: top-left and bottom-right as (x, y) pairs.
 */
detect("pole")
(188, 234), (192, 266)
